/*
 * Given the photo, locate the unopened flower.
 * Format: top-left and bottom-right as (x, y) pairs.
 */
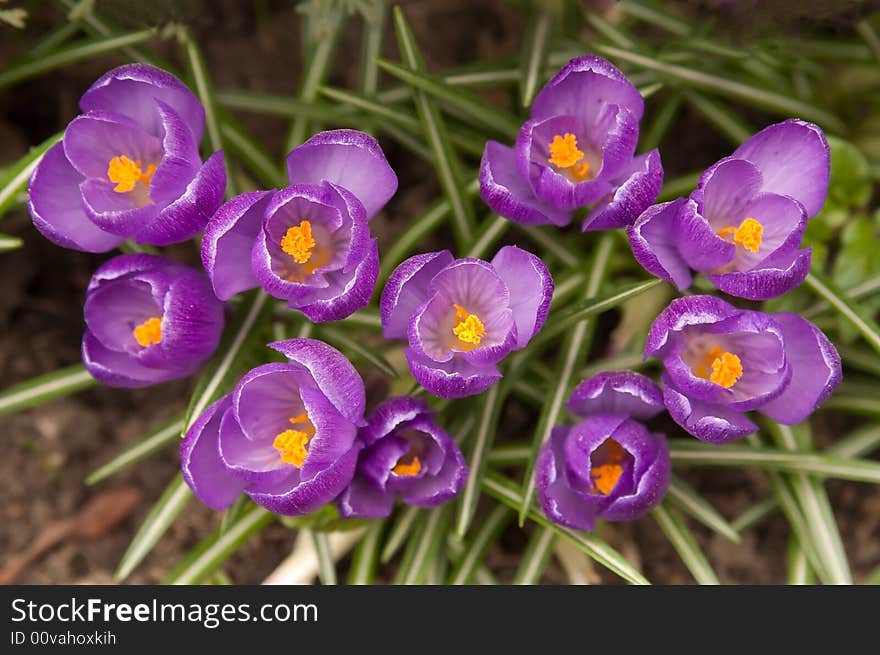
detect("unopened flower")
(629, 119), (829, 299)
(536, 371), (670, 531)
(337, 397), (467, 518)
(181, 339), (366, 515)
(480, 55), (662, 230)
(381, 246), (553, 398)
(646, 296), (841, 444)
(82, 254), (224, 387)
(28, 64), (226, 252)
(202, 129), (397, 322)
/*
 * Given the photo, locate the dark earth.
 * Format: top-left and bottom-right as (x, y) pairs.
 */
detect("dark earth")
(1, 0), (878, 584)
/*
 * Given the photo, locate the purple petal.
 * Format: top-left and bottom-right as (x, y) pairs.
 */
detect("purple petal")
(297, 239), (378, 322)
(490, 245), (553, 348)
(644, 295), (739, 360)
(285, 129), (397, 219)
(601, 429), (670, 521)
(63, 110), (162, 180)
(82, 330), (169, 388)
(146, 100), (201, 205)
(80, 63), (205, 141)
(567, 371), (665, 420)
(359, 397), (431, 449)
(299, 383), (358, 478)
(760, 313), (842, 424)
(337, 475), (395, 519)
(732, 119), (830, 217)
(675, 198), (735, 273)
(381, 250), (454, 339)
(662, 375), (758, 444)
(181, 395), (247, 510)
(400, 441), (468, 508)
(79, 177), (159, 237)
(479, 140), (572, 226)
(582, 149), (663, 231)
(27, 142), (123, 252)
(693, 158), (763, 228)
(710, 246), (812, 300)
(535, 426), (600, 531)
(406, 348), (501, 399)
(627, 198), (693, 290)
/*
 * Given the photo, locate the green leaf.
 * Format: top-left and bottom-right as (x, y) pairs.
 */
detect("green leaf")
(0, 132), (62, 218)
(519, 8), (554, 107)
(0, 364), (96, 416)
(483, 471), (650, 585)
(310, 530), (338, 585)
(825, 136), (873, 209)
(652, 503), (720, 585)
(164, 503), (273, 585)
(685, 91), (753, 145)
(219, 119), (286, 188)
(347, 520), (385, 585)
(318, 326), (399, 379)
(667, 475), (740, 543)
(465, 215), (510, 260)
(514, 224), (581, 269)
(448, 504), (512, 584)
(359, 0), (388, 95)
(0, 234), (23, 252)
(393, 507), (450, 585)
(116, 475), (192, 581)
(86, 416), (185, 485)
(787, 536), (815, 585)
(380, 504), (421, 563)
(512, 527), (557, 585)
(618, 0), (690, 35)
(805, 271), (880, 355)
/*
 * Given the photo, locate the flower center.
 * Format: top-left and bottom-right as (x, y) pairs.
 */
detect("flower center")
(694, 346), (743, 388)
(272, 412), (315, 467)
(281, 220), (317, 264)
(547, 132), (591, 181)
(132, 316), (162, 347)
(590, 438), (626, 496)
(717, 217), (764, 253)
(453, 304), (486, 346)
(392, 455), (422, 477)
(107, 155), (156, 193)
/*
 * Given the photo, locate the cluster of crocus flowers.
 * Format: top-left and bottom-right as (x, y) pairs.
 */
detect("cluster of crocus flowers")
(536, 372), (671, 531)
(645, 296), (841, 444)
(629, 119), (830, 300)
(82, 254), (225, 387)
(480, 55), (662, 231)
(381, 246), (553, 398)
(28, 64), (226, 252)
(202, 129), (397, 322)
(337, 397), (468, 518)
(181, 339), (366, 514)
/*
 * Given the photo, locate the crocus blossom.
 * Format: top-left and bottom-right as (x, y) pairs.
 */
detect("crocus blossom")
(201, 129), (396, 322)
(646, 296), (842, 444)
(28, 64), (226, 252)
(82, 254), (224, 387)
(381, 246), (553, 398)
(536, 371), (671, 532)
(181, 338), (366, 515)
(629, 119), (830, 300)
(479, 55), (662, 230)
(337, 397), (468, 518)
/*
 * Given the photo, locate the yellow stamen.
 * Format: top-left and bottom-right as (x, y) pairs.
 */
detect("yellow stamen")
(694, 346), (743, 389)
(717, 217), (764, 253)
(547, 133), (584, 168)
(280, 220), (316, 264)
(107, 155), (155, 193)
(132, 316), (162, 347)
(591, 439), (626, 496)
(452, 303), (486, 346)
(273, 412), (316, 467)
(392, 456), (422, 477)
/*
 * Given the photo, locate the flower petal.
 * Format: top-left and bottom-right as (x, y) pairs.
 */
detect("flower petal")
(406, 348), (501, 399)
(297, 239), (379, 322)
(566, 371), (665, 420)
(710, 246), (812, 300)
(337, 475), (395, 519)
(380, 250), (454, 339)
(662, 375), (758, 444)
(490, 245), (553, 349)
(582, 149), (663, 231)
(627, 198), (694, 290)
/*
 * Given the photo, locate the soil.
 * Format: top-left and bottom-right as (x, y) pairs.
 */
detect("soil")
(1, 0), (878, 585)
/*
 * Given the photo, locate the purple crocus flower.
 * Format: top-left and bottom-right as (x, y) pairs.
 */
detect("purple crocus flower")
(201, 129), (397, 322)
(82, 254), (224, 387)
(337, 397), (468, 518)
(629, 119), (830, 300)
(646, 296), (842, 444)
(28, 64), (226, 252)
(181, 338), (365, 515)
(381, 246), (553, 398)
(479, 55), (662, 230)
(536, 371), (671, 532)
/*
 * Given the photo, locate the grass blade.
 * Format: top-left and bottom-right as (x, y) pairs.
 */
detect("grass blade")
(360, 0), (388, 95)
(394, 507), (449, 585)
(685, 91), (753, 145)
(0, 364), (95, 415)
(512, 527), (557, 585)
(86, 416), (185, 485)
(805, 271), (880, 355)
(449, 504), (512, 584)
(347, 520), (384, 585)
(667, 475), (740, 543)
(465, 215), (510, 260)
(520, 7), (554, 107)
(787, 535), (814, 585)
(318, 327), (398, 379)
(0, 234), (23, 252)
(0, 132), (62, 217)
(380, 504), (421, 563)
(116, 474), (192, 581)
(515, 225), (581, 269)
(652, 503), (720, 585)
(310, 530), (338, 585)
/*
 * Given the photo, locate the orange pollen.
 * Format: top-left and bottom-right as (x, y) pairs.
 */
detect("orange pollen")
(452, 304), (485, 346)
(547, 133), (585, 169)
(392, 456), (422, 477)
(273, 412), (315, 467)
(280, 220), (316, 264)
(717, 217), (764, 253)
(590, 439), (626, 496)
(132, 316), (162, 347)
(694, 346), (743, 388)
(107, 155), (155, 193)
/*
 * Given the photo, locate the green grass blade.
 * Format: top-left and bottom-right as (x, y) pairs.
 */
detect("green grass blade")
(618, 1), (690, 35)
(652, 503), (720, 585)
(465, 215), (510, 260)
(0, 132), (62, 217)
(394, 507), (449, 585)
(380, 504), (421, 563)
(731, 497), (778, 532)
(116, 474), (192, 581)
(310, 530), (338, 585)
(685, 91), (753, 145)
(449, 504), (512, 584)
(360, 0), (388, 95)
(86, 416), (185, 485)
(512, 527), (557, 585)
(484, 471), (649, 585)
(787, 535), (814, 585)
(515, 225), (581, 269)
(347, 520), (384, 585)
(641, 90), (683, 152)
(667, 475), (740, 543)
(805, 271), (880, 355)
(829, 423), (880, 458)
(165, 504), (273, 585)
(520, 8), (554, 107)
(219, 120), (286, 188)
(0, 234), (23, 252)
(0, 364), (95, 415)
(318, 327), (398, 379)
